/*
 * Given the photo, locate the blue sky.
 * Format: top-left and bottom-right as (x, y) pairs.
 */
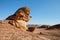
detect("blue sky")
(0, 0), (60, 25)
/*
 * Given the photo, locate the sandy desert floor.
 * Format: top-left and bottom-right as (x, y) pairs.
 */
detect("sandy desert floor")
(0, 20), (60, 40)
(33, 28), (60, 40)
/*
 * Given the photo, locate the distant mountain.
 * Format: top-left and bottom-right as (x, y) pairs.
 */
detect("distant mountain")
(44, 24), (60, 30)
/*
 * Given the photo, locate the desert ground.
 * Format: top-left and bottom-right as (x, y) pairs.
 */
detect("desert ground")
(0, 20), (60, 40)
(33, 28), (60, 40)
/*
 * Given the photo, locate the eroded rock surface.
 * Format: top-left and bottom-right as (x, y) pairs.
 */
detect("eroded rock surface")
(0, 20), (51, 40)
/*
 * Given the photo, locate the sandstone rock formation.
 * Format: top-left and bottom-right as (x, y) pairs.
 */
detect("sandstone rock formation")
(6, 6), (31, 31)
(0, 20), (51, 40)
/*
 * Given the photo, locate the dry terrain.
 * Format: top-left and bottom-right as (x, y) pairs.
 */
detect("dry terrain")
(34, 28), (60, 40)
(0, 20), (60, 40)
